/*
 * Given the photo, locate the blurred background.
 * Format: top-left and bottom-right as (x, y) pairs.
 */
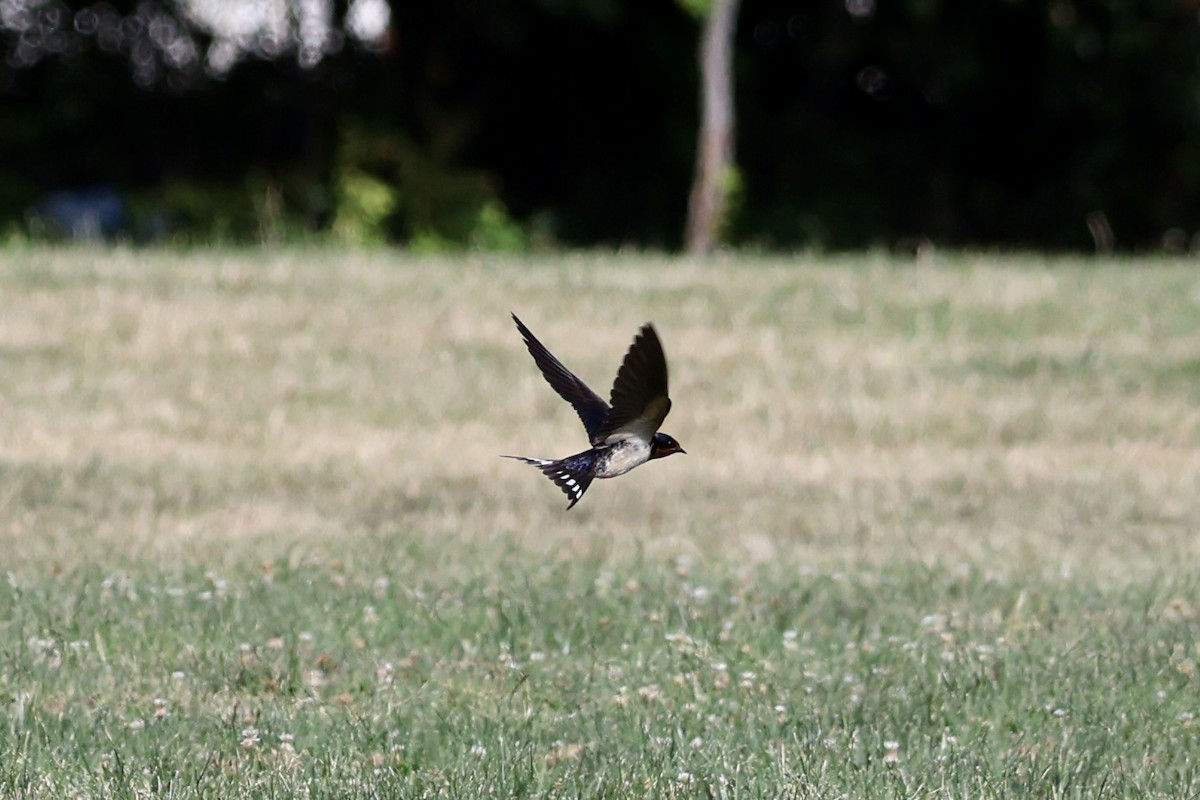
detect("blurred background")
(3, 0), (1199, 253)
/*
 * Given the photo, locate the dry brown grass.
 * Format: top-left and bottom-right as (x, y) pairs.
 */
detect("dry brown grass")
(3, 247), (1200, 577)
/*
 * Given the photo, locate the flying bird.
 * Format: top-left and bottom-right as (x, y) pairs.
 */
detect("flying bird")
(504, 314), (686, 509)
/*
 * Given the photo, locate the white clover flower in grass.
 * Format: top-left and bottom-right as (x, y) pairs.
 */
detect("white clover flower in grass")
(497, 646), (517, 669)
(883, 740), (901, 764)
(545, 742), (583, 764)
(920, 613), (948, 633)
(637, 685), (662, 703)
(26, 637), (53, 656)
(240, 727), (261, 748)
(469, 744), (487, 758)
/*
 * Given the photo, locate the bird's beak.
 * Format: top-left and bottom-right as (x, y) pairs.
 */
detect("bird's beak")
(678, 447), (687, 455)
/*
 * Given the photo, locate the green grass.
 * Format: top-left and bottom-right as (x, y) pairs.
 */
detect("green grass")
(4, 556), (1200, 797)
(2, 247), (1200, 797)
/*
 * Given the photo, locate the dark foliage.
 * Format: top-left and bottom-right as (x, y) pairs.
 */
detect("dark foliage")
(2, 0), (1199, 250)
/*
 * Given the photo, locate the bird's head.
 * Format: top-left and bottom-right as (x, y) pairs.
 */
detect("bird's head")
(650, 432), (686, 459)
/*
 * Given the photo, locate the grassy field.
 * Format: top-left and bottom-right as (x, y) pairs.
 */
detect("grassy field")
(2, 247), (1199, 797)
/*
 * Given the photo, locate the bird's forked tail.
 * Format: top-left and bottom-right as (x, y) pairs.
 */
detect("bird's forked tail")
(502, 451), (598, 509)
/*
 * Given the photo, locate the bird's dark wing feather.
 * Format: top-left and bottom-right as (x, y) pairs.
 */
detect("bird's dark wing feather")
(597, 323), (672, 445)
(512, 314), (610, 440)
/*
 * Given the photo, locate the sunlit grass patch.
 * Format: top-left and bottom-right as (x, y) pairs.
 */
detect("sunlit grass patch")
(2, 247), (1200, 796)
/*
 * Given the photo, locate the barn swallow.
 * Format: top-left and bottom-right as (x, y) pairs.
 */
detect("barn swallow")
(504, 314), (685, 509)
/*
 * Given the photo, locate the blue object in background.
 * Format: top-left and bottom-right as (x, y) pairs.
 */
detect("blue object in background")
(32, 186), (131, 240)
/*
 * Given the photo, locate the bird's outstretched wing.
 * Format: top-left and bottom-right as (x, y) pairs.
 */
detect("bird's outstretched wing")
(512, 314), (610, 441)
(596, 323), (672, 445)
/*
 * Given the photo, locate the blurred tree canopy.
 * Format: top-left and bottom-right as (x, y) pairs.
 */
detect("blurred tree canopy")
(3, 0), (1200, 251)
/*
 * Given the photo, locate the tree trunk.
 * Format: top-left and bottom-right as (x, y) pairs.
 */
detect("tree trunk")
(684, 0), (739, 256)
